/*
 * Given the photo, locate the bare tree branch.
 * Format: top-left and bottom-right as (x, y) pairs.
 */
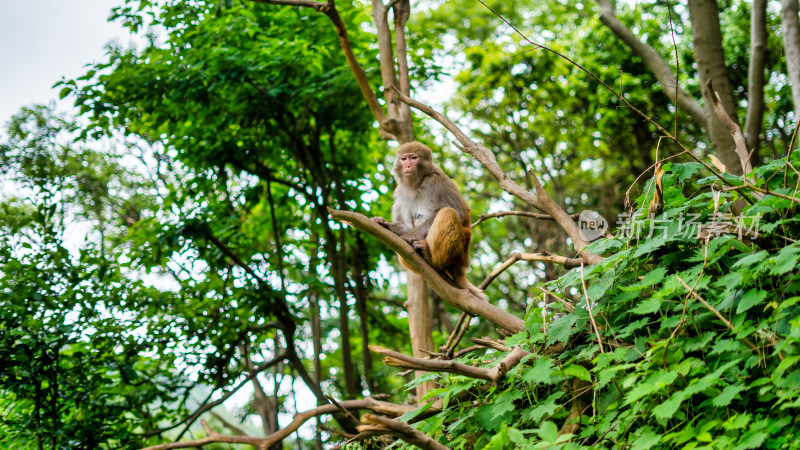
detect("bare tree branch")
(471, 210), (579, 228)
(707, 80), (754, 175)
(141, 398), (415, 450)
(329, 208), (525, 333)
(470, 337), (514, 353)
(370, 345), (529, 383)
(358, 414), (450, 450)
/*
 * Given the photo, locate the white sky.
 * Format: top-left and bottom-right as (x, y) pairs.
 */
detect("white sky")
(0, 0), (130, 129)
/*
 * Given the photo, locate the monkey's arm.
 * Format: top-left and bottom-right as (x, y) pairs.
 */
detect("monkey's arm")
(372, 217), (414, 236)
(399, 217), (434, 244)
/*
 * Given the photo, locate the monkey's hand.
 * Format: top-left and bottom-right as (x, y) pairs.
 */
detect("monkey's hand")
(372, 217), (391, 228)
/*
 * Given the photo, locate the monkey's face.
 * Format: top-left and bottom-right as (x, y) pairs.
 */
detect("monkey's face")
(397, 152), (421, 178)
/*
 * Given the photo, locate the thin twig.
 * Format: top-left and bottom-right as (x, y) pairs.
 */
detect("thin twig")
(325, 395), (360, 426)
(580, 264), (605, 353)
(472, 210), (579, 228)
(675, 276), (758, 351)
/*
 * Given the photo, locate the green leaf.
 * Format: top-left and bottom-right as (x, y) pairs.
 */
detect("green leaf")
(723, 413), (751, 431)
(537, 421), (558, 443)
(491, 389), (523, 417)
(736, 288), (767, 314)
(732, 250), (768, 269)
(521, 358), (559, 385)
(547, 314), (579, 345)
(631, 297), (661, 315)
(563, 364), (592, 382)
(712, 382), (746, 407)
(769, 245), (800, 275)
(625, 370), (678, 404)
(733, 432), (768, 450)
(630, 429), (661, 450)
(672, 162), (703, 183)
(522, 391), (563, 423)
(651, 391), (687, 420)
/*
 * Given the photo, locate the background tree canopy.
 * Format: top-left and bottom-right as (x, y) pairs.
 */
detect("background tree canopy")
(2, 0), (800, 448)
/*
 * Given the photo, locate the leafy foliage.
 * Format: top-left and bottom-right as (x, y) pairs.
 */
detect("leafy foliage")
(403, 158), (800, 448)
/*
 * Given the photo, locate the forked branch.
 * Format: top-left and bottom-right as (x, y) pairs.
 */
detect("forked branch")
(358, 414), (449, 450)
(140, 398), (415, 450)
(370, 345), (529, 383)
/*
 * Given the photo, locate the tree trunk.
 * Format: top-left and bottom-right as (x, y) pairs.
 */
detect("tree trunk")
(688, 0), (742, 174)
(310, 290), (323, 450)
(351, 237), (376, 393)
(782, 0), (800, 117)
(333, 225), (359, 397)
(406, 271), (437, 399)
(746, 0), (768, 155)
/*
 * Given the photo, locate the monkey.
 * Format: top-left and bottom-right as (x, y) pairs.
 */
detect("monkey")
(372, 141), (486, 300)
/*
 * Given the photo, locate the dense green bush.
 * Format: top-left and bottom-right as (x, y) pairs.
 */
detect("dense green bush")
(395, 157), (800, 449)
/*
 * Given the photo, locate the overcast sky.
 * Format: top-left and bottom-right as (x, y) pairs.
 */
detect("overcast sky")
(0, 0), (131, 129)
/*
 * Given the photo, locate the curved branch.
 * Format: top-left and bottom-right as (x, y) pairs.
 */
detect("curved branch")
(707, 80), (753, 175)
(141, 398), (414, 450)
(358, 414), (449, 450)
(471, 210), (579, 228)
(329, 208), (525, 333)
(483, 252), (584, 290)
(370, 345), (529, 383)
(391, 88), (603, 265)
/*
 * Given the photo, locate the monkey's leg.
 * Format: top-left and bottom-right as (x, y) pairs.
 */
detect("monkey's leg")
(426, 207), (469, 270)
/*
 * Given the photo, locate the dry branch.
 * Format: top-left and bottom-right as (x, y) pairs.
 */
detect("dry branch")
(675, 276), (758, 352)
(471, 210), (580, 228)
(140, 398), (415, 450)
(706, 80), (753, 176)
(329, 208), (525, 333)
(370, 345), (528, 384)
(358, 415), (449, 450)
(484, 253), (584, 289)
(471, 337), (513, 353)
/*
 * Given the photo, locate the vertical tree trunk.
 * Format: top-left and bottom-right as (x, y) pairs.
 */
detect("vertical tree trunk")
(332, 225), (359, 397)
(310, 290), (323, 450)
(746, 0), (768, 154)
(782, 0), (800, 117)
(688, 0), (742, 174)
(351, 237), (376, 393)
(406, 272), (436, 398)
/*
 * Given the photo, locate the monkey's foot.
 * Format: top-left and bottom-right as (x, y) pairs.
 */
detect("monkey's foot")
(412, 240), (432, 261)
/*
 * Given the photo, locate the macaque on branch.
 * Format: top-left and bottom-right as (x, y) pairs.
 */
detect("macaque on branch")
(373, 142), (486, 300)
